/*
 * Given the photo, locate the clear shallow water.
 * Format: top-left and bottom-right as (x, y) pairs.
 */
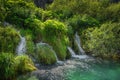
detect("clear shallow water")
(65, 60), (120, 80)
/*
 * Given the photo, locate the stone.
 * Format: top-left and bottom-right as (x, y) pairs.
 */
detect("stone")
(34, 0), (54, 9)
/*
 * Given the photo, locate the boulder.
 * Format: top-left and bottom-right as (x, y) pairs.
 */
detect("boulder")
(34, 0), (54, 9)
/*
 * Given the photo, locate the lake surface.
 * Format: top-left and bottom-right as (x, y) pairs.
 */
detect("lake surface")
(65, 60), (120, 80)
(17, 59), (120, 80)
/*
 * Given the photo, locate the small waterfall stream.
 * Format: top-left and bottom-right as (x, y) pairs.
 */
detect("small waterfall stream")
(68, 47), (88, 59)
(75, 32), (85, 55)
(16, 35), (26, 55)
(68, 32), (88, 59)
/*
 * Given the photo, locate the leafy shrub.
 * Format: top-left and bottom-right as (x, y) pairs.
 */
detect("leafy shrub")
(42, 10), (54, 21)
(26, 34), (35, 56)
(82, 22), (120, 58)
(104, 3), (120, 22)
(42, 20), (69, 60)
(0, 26), (20, 53)
(48, 0), (73, 20)
(43, 20), (68, 38)
(0, 53), (16, 80)
(24, 18), (43, 41)
(35, 43), (57, 65)
(5, 0), (36, 25)
(15, 55), (37, 74)
(68, 15), (99, 33)
(49, 0), (120, 22)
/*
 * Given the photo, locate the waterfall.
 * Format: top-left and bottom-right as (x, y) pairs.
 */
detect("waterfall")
(67, 47), (76, 57)
(16, 35), (26, 55)
(68, 47), (88, 59)
(68, 32), (88, 59)
(75, 32), (85, 55)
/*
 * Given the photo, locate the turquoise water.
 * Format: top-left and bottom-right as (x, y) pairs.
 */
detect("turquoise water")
(65, 60), (120, 80)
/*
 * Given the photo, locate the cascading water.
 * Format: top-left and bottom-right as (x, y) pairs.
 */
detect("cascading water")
(16, 35), (26, 55)
(67, 47), (76, 57)
(67, 47), (88, 59)
(75, 32), (85, 55)
(68, 32), (88, 59)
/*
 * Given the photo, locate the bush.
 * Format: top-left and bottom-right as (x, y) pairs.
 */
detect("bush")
(50, 38), (68, 60)
(43, 20), (68, 38)
(42, 20), (69, 60)
(82, 22), (120, 58)
(15, 55), (37, 74)
(24, 18), (43, 41)
(35, 43), (57, 65)
(48, 0), (120, 22)
(104, 3), (120, 22)
(0, 26), (20, 53)
(68, 15), (99, 33)
(5, 0), (36, 26)
(25, 34), (35, 56)
(0, 53), (16, 80)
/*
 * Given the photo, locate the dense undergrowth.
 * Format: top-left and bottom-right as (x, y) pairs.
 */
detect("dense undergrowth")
(0, 0), (120, 79)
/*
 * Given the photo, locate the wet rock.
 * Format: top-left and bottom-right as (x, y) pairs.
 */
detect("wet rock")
(34, 0), (54, 9)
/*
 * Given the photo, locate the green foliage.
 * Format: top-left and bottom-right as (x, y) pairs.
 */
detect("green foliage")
(43, 20), (68, 38)
(82, 22), (120, 58)
(24, 18), (43, 41)
(42, 20), (69, 60)
(20, 29), (35, 56)
(103, 3), (120, 22)
(51, 38), (68, 60)
(0, 0), (8, 22)
(15, 55), (37, 74)
(0, 26), (20, 53)
(25, 34), (35, 56)
(5, 0), (36, 26)
(68, 15), (99, 33)
(0, 53), (36, 80)
(48, 0), (120, 22)
(0, 53), (16, 80)
(35, 43), (57, 65)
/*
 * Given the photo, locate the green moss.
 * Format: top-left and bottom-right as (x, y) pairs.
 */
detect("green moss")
(0, 26), (20, 54)
(15, 55), (37, 75)
(35, 43), (57, 65)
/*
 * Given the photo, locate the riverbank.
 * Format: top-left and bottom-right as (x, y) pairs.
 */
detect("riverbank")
(18, 57), (120, 80)
(18, 57), (95, 80)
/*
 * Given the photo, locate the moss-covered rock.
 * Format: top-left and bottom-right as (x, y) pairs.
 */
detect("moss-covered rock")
(0, 26), (20, 54)
(35, 42), (57, 65)
(15, 55), (37, 75)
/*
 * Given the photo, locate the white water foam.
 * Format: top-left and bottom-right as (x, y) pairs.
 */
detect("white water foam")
(16, 35), (26, 55)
